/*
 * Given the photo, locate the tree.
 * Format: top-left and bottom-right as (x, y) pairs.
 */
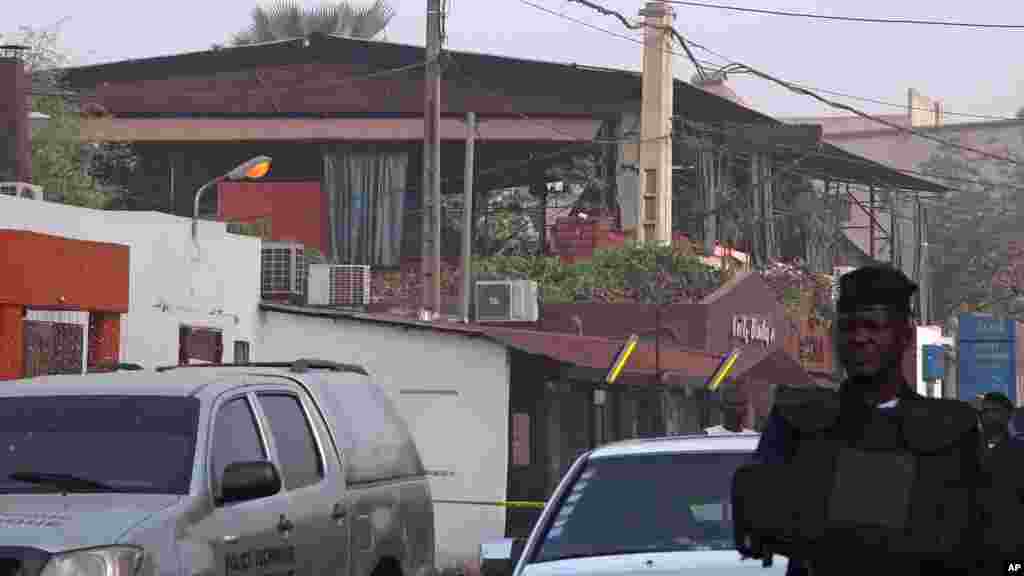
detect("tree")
(920, 142), (1024, 320)
(2, 21), (111, 208)
(231, 0), (396, 45)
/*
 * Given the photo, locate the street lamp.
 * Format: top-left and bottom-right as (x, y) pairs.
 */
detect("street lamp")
(192, 156), (272, 240)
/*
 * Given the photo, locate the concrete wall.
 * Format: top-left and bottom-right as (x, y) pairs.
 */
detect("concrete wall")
(0, 195), (261, 369)
(255, 310), (511, 570)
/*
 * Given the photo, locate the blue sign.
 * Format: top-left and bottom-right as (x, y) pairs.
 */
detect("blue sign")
(922, 344), (945, 382)
(957, 340), (1016, 404)
(958, 313), (1016, 343)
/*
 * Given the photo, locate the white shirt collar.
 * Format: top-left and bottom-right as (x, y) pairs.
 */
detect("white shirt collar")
(877, 398), (900, 409)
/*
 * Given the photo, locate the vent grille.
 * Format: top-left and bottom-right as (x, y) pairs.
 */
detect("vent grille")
(261, 241), (306, 300)
(329, 265), (371, 307)
(308, 264), (371, 308)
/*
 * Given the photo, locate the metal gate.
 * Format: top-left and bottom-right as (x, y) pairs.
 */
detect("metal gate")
(23, 319), (85, 377)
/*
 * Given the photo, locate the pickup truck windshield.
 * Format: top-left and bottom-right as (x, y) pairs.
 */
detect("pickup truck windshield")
(0, 395), (200, 494)
(533, 451), (751, 563)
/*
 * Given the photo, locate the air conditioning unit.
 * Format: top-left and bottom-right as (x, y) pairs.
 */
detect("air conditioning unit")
(0, 182), (43, 200)
(261, 241), (307, 302)
(475, 280), (539, 322)
(831, 266), (856, 301)
(308, 264), (371, 308)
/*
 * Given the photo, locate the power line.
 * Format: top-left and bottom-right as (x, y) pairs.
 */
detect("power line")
(557, 0), (1023, 166)
(517, 0), (710, 78)
(517, 0), (1021, 124)
(664, 1), (1024, 29)
(563, 0), (707, 79)
(676, 116), (1024, 195)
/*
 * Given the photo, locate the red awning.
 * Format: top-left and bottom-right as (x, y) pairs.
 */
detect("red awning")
(80, 116), (602, 143)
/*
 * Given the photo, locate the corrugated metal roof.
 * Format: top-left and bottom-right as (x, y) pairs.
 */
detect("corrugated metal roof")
(79, 116), (602, 143)
(59, 34), (946, 193)
(259, 302), (724, 380)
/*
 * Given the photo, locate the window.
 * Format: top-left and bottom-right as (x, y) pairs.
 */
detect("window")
(0, 396), (199, 495)
(258, 394), (324, 490)
(233, 341), (251, 364)
(533, 452), (752, 563)
(211, 397), (267, 499)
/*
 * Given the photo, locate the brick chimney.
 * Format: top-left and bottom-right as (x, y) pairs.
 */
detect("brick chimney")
(0, 45), (30, 182)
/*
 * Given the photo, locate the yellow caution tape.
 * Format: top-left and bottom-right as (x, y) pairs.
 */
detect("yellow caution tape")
(434, 499), (546, 510)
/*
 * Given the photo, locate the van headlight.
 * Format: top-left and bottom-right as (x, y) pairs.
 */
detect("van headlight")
(40, 546), (144, 576)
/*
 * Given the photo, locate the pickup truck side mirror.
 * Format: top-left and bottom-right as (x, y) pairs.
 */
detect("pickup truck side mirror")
(219, 461), (282, 505)
(480, 538), (527, 576)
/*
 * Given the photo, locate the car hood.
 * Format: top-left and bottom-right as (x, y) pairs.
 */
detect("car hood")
(0, 494), (181, 552)
(520, 551), (789, 576)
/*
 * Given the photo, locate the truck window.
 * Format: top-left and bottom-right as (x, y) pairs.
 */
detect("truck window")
(257, 393), (325, 490)
(211, 396), (267, 498)
(0, 395), (198, 495)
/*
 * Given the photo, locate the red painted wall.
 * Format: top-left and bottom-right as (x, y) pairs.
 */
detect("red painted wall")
(0, 230), (130, 312)
(218, 181), (328, 254)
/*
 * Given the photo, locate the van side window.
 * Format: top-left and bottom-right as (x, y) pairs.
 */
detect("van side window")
(257, 393), (324, 490)
(211, 397), (267, 499)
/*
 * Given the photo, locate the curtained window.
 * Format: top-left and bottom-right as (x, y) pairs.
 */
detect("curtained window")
(323, 147), (408, 267)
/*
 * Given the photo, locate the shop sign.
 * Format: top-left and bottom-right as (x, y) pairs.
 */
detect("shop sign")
(732, 315), (775, 347)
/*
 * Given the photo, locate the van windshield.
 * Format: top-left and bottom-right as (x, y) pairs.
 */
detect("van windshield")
(532, 451), (752, 563)
(0, 395), (200, 494)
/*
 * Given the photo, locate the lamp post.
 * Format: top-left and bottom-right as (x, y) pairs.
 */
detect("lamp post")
(192, 156), (272, 241)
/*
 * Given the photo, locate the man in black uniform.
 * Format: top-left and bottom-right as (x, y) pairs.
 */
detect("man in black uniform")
(750, 265), (985, 575)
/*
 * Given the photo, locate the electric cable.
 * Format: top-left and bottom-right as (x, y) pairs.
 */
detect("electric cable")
(518, 0), (1022, 122)
(662, 1), (1024, 30)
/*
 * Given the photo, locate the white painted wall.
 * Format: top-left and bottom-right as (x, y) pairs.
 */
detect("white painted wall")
(0, 195), (261, 370)
(255, 310), (510, 570)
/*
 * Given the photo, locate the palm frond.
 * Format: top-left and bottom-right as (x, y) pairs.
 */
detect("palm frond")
(306, 3), (342, 36)
(347, 0), (396, 39)
(232, 0), (395, 45)
(264, 0), (305, 40)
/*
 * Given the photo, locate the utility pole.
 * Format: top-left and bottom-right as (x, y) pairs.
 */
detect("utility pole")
(460, 112), (476, 323)
(421, 0), (443, 320)
(637, 1), (674, 245)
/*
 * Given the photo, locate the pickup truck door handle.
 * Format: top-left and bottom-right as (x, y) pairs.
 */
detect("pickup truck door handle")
(277, 514), (294, 535)
(331, 503), (346, 523)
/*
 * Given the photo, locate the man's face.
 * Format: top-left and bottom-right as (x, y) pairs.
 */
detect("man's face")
(837, 308), (910, 378)
(980, 401), (1011, 438)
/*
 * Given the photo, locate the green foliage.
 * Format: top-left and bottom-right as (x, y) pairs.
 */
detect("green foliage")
(475, 243), (721, 304)
(30, 95), (108, 208)
(4, 21), (113, 209)
(920, 142), (1024, 319)
(231, 0), (395, 45)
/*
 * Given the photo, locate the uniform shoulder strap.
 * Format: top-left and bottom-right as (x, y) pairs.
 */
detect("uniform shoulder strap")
(901, 396), (979, 453)
(775, 385), (841, 434)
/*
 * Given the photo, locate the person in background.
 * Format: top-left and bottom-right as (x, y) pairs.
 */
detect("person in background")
(705, 386), (755, 435)
(978, 391), (1014, 451)
(1009, 406), (1024, 438)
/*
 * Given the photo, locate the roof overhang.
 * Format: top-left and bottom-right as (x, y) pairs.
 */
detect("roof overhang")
(79, 116), (603, 144)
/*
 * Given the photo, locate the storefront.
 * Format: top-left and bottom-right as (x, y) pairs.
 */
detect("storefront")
(539, 270), (818, 426)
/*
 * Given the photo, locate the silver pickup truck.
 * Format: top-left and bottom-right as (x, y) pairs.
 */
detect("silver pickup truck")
(0, 359), (435, 576)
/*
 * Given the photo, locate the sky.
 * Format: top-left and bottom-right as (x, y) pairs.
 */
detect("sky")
(5, 0), (1023, 121)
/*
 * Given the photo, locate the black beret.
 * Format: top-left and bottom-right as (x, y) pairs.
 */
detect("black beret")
(837, 265), (918, 314)
(981, 391), (1013, 411)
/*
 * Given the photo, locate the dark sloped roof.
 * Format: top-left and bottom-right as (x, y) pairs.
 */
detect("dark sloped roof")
(59, 33), (946, 193)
